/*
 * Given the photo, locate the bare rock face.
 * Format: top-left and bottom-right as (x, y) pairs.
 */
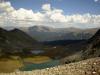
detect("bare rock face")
(1, 57), (100, 75)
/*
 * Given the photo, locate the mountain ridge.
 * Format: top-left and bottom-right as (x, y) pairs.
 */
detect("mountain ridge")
(20, 26), (99, 41)
(0, 28), (37, 53)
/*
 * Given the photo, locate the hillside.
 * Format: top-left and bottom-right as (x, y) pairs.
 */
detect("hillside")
(1, 57), (100, 75)
(82, 29), (100, 59)
(60, 29), (100, 63)
(0, 28), (37, 55)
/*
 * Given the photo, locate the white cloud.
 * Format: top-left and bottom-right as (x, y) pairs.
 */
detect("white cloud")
(0, 2), (100, 28)
(0, 2), (14, 13)
(50, 11), (67, 22)
(11, 8), (44, 21)
(94, 0), (100, 2)
(42, 4), (51, 11)
(94, 0), (98, 2)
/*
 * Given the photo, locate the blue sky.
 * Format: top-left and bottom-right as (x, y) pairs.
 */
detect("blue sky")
(9, 0), (100, 15)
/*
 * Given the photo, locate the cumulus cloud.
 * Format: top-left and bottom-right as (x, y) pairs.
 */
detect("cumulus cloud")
(11, 8), (44, 21)
(94, 0), (99, 2)
(0, 2), (100, 28)
(42, 4), (51, 11)
(0, 2), (14, 13)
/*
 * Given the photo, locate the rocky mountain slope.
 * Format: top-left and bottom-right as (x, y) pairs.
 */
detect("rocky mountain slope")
(1, 57), (100, 75)
(82, 29), (100, 59)
(61, 29), (100, 63)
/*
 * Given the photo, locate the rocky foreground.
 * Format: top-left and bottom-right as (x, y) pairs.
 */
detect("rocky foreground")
(0, 57), (100, 75)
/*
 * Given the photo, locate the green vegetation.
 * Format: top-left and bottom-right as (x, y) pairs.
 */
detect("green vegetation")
(23, 56), (52, 64)
(0, 58), (22, 73)
(0, 55), (52, 73)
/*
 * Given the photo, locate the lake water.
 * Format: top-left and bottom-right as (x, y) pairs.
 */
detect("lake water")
(31, 50), (45, 55)
(20, 60), (60, 71)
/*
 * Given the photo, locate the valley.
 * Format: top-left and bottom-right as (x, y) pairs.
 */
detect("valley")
(0, 0), (100, 74)
(0, 27), (100, 73)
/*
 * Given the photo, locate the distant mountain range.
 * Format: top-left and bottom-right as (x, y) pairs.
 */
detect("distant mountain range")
(3, 26), (99, 42)
(19, 26), (99, 41)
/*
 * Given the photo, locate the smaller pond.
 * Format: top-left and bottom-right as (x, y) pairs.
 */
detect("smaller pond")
(20, 60), (60, 71)
(31, 50), (45, 55)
